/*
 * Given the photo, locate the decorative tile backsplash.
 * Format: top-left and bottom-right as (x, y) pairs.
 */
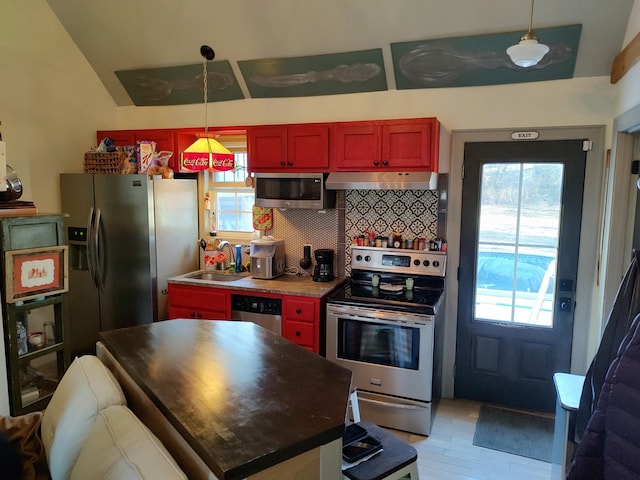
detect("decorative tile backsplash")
(250, 188), (441, 278)
(270, 208), (339, 276)
(345, 189), (439, 243)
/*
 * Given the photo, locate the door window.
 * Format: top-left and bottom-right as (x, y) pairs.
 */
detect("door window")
(476, 163), (563, 327)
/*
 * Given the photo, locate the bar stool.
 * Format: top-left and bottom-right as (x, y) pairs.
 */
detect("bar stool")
(343, 391), (420, 480)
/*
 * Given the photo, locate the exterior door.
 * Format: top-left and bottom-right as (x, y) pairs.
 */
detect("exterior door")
(455, 140), (587, 412)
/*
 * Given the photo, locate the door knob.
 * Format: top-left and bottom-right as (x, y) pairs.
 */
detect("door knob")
(558, 297), (572, 312)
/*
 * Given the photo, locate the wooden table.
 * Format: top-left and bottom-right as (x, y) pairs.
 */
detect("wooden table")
(98, 319), (353, 480)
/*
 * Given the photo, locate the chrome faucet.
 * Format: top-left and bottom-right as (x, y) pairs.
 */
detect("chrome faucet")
(217, 240), (235, 269)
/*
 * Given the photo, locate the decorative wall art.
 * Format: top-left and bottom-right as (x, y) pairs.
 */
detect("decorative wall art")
(114, 24), (581, 105)
(5, 246), (69, 303)
(391, 24), (582, 89)
(115, 60), (244, 106)
(238, 49), (387, 98)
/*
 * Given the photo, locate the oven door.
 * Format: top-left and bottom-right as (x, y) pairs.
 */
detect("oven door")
(326, 303), (434, 402)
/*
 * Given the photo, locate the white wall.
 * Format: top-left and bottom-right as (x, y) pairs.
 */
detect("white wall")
(0, 0), (118, 211)
(114, 77), (616, 136)
(615, 0), (640, 117)
(0, 0), (633, 412)
(594, 0), (640, 362)
(0, 0), (119, 415)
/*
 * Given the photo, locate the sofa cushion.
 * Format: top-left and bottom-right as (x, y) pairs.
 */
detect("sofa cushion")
(70, 406), (187, 480)
(41, 355), (126, 480)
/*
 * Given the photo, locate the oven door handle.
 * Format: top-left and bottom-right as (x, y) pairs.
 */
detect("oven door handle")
(357, 395), (428, 411)
(328, 308), (432, 326)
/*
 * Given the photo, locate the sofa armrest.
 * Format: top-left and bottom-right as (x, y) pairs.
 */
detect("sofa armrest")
(96, 342), (215, 480)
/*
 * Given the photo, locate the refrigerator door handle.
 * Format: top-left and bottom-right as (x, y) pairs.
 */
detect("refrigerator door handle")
(94, 207), (105, 292)
(86, 207), (99, 290)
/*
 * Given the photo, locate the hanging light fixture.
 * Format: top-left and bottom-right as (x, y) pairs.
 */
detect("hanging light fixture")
(506, 0), (549, 68)
(181, 45), (234, 172)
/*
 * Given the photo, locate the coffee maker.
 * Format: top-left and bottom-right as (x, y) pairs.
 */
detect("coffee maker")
(313, 249), (335, 282)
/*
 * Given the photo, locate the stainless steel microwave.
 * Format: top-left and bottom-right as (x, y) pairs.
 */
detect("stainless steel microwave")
(254, 173), (336, 210)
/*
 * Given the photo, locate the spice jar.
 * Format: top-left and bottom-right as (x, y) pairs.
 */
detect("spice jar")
(413, 238), (419, 250)
(393, 232), (402, 248)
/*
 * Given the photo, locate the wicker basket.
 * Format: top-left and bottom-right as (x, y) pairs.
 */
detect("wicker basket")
(83, 151), (122, 174)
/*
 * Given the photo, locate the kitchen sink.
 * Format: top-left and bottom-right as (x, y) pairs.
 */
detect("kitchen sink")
(184, 271), (248, 282)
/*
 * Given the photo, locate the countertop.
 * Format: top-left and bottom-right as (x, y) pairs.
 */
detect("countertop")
(99, 319), (353, 480)
(168, 270), (346, 297)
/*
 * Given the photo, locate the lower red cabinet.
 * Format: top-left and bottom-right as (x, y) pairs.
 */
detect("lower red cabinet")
(167, 284), (230, 320)
(282, 296), (321, 353)
(167, 284), (323, 353)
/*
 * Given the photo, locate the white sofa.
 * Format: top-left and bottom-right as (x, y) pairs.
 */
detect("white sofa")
(37, 354), (187, 480)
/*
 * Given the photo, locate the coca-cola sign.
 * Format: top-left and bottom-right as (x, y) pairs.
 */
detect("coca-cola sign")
(181, 153), (235, 172)
(211, 158), (235, 171)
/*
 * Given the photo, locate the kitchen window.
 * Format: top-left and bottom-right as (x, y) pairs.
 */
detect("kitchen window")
(207, 135), (254, 238)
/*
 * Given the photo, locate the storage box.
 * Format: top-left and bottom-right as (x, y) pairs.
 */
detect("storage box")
(83, 151), (121, 174)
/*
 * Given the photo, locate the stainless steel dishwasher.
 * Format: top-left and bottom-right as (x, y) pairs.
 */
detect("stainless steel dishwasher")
(230, 294), (282, 335)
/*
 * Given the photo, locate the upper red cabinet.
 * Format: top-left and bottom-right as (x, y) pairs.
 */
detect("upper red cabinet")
(97, 129), (178, 170)
(332, 118), (439, 172)
(248, 124), (330, 172)
(96, 117), (441, 174)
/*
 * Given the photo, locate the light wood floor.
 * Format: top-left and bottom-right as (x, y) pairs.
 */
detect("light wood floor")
(385, 398), (553, 480)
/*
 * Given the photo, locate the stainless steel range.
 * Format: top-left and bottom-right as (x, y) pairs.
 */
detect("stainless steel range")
(326, 246), (446, 436)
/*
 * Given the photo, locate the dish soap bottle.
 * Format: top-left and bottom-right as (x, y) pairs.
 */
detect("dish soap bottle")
(17, 320), (27, 355)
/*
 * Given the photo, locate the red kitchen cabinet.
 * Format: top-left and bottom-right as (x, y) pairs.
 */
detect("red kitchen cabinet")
(331, 123), (380, 170)
(167, 283), (230, 320)
(247, 126), (286, 170)
(248, 124), (330, 172)
(134, 129), (176, 155)
(96, 130), (135, 146)
(332, 118), (439, 171)
(97, 129), (178, 170)
(282, 295), (321, 353)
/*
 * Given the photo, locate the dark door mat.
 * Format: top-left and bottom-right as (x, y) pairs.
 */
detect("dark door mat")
(472, 405), (554, 462)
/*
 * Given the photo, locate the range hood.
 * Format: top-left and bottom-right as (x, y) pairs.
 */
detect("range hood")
(325, 171), (438, 190)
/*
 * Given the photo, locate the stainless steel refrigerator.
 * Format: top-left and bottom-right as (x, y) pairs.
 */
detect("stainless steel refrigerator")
(60, 174), (198, 358)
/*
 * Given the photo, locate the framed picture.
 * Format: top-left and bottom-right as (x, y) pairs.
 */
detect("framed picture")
(5, 246), (69, 303)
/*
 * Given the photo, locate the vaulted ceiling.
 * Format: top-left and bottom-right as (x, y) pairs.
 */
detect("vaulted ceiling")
(46, 0), (634, 106)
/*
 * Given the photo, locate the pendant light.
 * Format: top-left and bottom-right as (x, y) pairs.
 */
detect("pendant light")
(506, 0), (549, 68)
(181, 45), (234, 172)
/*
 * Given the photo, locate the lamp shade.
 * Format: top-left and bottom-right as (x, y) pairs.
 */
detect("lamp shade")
(506, 38), (549, 68)
(181, 136), (234, 172)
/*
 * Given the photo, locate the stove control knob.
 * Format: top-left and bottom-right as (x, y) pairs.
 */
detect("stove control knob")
(364, 255), (371, 262)
(433, 260), (440, 267)
(355, 255), (363, 261)
(423, 260), (430, 267)
(414, 259), (420, 266)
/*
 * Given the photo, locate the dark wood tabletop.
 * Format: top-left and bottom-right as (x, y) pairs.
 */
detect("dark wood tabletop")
(99, 319), (353, 480)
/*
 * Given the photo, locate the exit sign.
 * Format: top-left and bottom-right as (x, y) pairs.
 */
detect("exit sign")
(510, 131), (539, 140)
